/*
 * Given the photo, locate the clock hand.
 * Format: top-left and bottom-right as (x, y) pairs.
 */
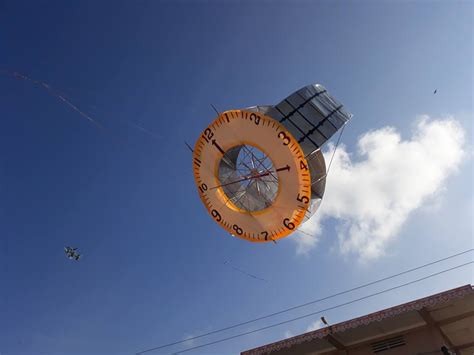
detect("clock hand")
(275, 165), (290, 172)
(210, 172), (271, 190)
(210, 165), (290, 190)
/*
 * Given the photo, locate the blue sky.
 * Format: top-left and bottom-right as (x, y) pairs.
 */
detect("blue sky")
(0, 1), (472, 355)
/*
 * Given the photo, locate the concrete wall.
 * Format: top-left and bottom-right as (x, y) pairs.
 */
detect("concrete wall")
(340, 326), (447, 355)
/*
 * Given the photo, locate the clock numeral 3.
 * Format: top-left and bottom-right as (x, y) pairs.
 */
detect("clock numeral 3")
(278, 131), (290, 146)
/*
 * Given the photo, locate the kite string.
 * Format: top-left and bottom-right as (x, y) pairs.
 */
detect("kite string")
(224, 261), (268, 283)
(297, 124), (347, 235)
(1, 70), (105, 129)
(311, 123), (346, 186)
(326, 123), (346, 177)
(0, 70), (162, 140)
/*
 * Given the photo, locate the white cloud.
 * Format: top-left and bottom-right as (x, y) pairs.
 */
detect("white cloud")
(182, 334), (196, 346)
(306, 320), (324, 332)
(295, 213), (323, 255)
(295, 116), (466, 261)
(283, 330), (294, 339)
(283, 319), (324, 340)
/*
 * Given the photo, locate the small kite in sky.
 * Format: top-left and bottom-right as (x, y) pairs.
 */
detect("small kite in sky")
(64, 246), (81, 261)
(433, 89), (437, 94)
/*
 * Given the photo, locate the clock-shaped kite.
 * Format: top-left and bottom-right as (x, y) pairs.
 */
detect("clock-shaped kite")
(193, 84), (352, 242)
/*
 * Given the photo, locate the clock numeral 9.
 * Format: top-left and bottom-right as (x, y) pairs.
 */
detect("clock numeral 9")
(199, 183), (208, 193)
(283, 218), (295, 230)
(249, 113), (260, 126)
(278, 131), (290, 146)
(202, 128), (214, 143)
(232, 224), (243, 236)
(211, 209), (222, 222)
(296, 193), (309, 204)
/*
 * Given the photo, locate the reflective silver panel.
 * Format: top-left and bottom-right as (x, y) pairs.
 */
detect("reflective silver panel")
(267, 84), (352, 156)
(303, 149), (326, 222)
(218, 144), (279, 212)
(239, 82), (351, 225)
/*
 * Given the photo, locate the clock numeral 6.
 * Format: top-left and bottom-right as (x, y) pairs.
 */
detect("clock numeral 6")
(296, 193), (309, 204)
(249, 113), (261, 126)
(199, 183), (208, 193)
(278, 131), (290, 146)
(283, 218), (295, 230)
(202, 128), (214, 143)
(232, 224), (243, 236)
(261, 231), (269, 240)
(211, 209), (222, 222)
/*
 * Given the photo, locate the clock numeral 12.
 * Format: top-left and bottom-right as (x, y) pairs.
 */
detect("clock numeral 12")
(202, 128), (214, 143)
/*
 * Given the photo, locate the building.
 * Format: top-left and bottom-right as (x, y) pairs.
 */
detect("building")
(242, 284), (474, 355)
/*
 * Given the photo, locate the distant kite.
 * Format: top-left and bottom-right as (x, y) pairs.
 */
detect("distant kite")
(433, 89), (437, 94)
(64, 246), (81, 261)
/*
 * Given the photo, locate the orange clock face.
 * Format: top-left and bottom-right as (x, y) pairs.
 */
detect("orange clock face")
(193, 110), (311, 242)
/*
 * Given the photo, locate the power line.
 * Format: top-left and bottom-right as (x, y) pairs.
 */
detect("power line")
(172, 261), (473, 354)
(135, 248), (473, 354)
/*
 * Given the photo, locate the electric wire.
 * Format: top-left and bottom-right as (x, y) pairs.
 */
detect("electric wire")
(171, 261), (473, 354)
(135, 248), (473, 354)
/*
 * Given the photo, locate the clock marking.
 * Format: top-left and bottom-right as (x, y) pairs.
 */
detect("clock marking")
(193, 110), (312, 242)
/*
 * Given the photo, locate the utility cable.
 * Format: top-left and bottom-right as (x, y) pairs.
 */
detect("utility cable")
(135, 248), (473, 354)
(171, 261), (473, 354)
